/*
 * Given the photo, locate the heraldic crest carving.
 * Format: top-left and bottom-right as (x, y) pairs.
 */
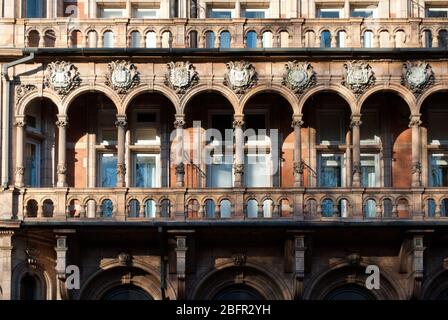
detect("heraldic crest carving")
(165, 61), (199, 95)
(105, 60), (140, 94)
(342, 61), (375, 94)
(282, 61), (317, 94)
(223, 61), (257, 94)
(402, 61), (435, 95)
(44, 61), (81, 96)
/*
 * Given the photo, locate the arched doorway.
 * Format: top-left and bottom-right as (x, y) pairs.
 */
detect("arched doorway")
(20, 273), (39, 300)
(102, 285), (153, 300)
(324, 284), (376, 300)
(213, 284), (264, 300)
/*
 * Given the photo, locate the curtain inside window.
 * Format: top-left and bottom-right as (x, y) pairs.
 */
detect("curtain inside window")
(100, 154), (117, 187)
(135, 155), (156, 187)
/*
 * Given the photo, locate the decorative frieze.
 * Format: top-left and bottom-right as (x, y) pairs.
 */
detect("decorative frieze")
(402, 61), (435, 95)
(15, 84), (37, 102)
(44, 61), (81, 96)
(282, 61), (317, 94)
(165, 61), (199, 95)
(105, 60), (140, 94)
(224, 61), (257, 94)
(342, 61), (375, 95)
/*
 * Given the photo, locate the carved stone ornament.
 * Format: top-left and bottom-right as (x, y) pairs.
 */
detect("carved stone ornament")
(223, 61), (257, 94)
(44, 61), (81, 96)
(342, 61), (375, 94)
(165, 61), (199, 95)
(16, 84), (37, 101)
(105, 60), (140, 94)
(282, 61), (317, 94)
(26, 248), (40, 268)
(402, 61), (435, 95)
(232, 253), (247, 267)
(118, 252), (132, 266)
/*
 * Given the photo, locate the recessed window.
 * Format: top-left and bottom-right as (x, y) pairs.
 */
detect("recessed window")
(351, 8), (378, 18)
(244, 9), (266, 19)
(98, 153), (117, 187)
(318, 111), (343, 145)
(360, 111), (380, 145)
(211, 114), (233, 142)
(318, 154), (344, 187)
(427, 8), (448, 18)
(318, 8), (341, 18)
(430, 153), (448, 187)
(133, 8), (158, 18)
(99, 8), (125, 18)
(25, 142), (40, 187)
(137, 112), (157, 123)
(133, 154), (159, 187)
(361, 154), (380, 187)
(25, 115), (37, 129)
(25, 0), (46, 18)
(206, 154), (233, 188)
(245, 154), (271, 187)
(99, 129), (117, 145)
(428, 111), (448, 145)
(207, 9), (232, 18)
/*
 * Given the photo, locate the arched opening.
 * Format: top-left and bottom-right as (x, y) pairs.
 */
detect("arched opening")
(160, 199), (170, 217)
(130, 31), (141, 48)
(438, 30), (448, 48)
(339, 198), (349, 218)
(144, 199), (156, 218)
(22, 98), (59, 187)
(421, 91), (448, 187)
(66, 92), (118, 188)
(183, 92), (235, 188)
(304, 30), (316, 47)
(205, 199), (215, 218)
(246, 199), (258, 218)
(423, 30), (433, 48)
(279, 198), (291, 217)
(102, 285), (153, 300)
(145, 31), (157, 48)
(219, 31), (231, 48)
(244, 92), (294, 188)
(325, 284), (376, 300)
(25, 199), (38, 217)
(87, 30), (98, 48)
(360, 92), (412, 188)
(128, 199), (140, 217)
(44, 30), (56, 47)
(279, 31), (289, 48)
(27, 30), (40, 47)
(20, 273), (39, 300)
(320, 30), (331, 48)
(379, 30), (390, 47)
(302, 92), (352, 188)
(364, 199), (377, 218)
(395, 30), (406, 47)
(42, 199), (54, 217)
(263, 199), (273, 217)
(246, 31), (257, 48)
(126, 93), (176, 188)
(213, 284), (264, 300)
(205, 31), (215, 48)
(305, 199), (318, 217)
(161, 31), (172, 48)
(321, 198), (334, 217)
(101, 199), (113, 217)
(383, 198), (393, 217)
(363, 31), (374, 48)
(70, 30), (82, 48)
(336, 30), (346, 48)
(262, 31), (273, 48)
(189, 30), (198, 48)
(220, 199), (231, 218)
(103, 31), (115, 48)
(68, 199), (82, 218)
(187, 199), (200, 219)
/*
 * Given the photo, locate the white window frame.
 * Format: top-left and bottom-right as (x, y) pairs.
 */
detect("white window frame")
(318, 153), (346, 187)
(132, 153), (161, 188)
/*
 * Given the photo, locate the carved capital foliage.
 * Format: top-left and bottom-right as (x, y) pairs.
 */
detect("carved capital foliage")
(115, 117), (128, 129)
(44, 61), (81, 96)
(105, 60), (140, 94)
(174, 119), (186, 129)
(233, 164), (244, 174)
(232, 119), (245, 128)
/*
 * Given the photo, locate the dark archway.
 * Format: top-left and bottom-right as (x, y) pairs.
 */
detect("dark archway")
(213, 284), (264, 300)
(20, 273), (39, 300)
(324, 284), (376, 300)
(102, 285), (153, 300)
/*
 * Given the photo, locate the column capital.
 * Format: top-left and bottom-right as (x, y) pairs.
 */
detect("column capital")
(56, 115), (69, 128)
(350, 115), (362, 128)
(409, 114), (422, 128)
(233, 114), (245, 129)
(174, 115), (186, 129)
(291, 118), (304, 128)
(14, 116), (26, 128)
(115, 116), (128, 129)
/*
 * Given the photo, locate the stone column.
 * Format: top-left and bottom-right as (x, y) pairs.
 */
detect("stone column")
(56, 115), (68, 187)
(115, 116), (127, 188)
(233, 115), (245, 188)
(14, 117), (26, 188)
(0, 231), (13, 300)
(410, 114), (422, 187)
(174, 115), (186, 187)
(235, 0), (241, 18)
(175, 235), (187, 299)
(351, 115), (362, 187)
(292, 115), (304, 187)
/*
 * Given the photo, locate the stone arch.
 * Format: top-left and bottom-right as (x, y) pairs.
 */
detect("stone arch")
(190, 262), (291, 300)
(121, 84), (180, 114)
(180, 84), (239, 114)
(12, 262), (55, 300)
(304, 262), (404, 300)
(357, 84), (417, 114)
(298, 84), (357, 115)
(61, 85), (121, 115)
(16, 91), (62, 116)
(422, 269), (448, 299)
(417, 85), (448, 113)
(79, 261), (176, 300)
(239, 84), (299, 114)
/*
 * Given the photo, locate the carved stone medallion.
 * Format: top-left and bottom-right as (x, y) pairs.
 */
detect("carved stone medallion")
(223, 61), (257, 94)
(105, 60), (140, 94)
(44, 61), (81, 96)
(402, 61), (435, 95)
(165, 61), (199, 95)
(342, 61), (375, 94)
(282, 61), (317, 94)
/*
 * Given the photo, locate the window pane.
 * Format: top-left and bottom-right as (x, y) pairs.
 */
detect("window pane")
(131, 31), (141, 48)
(103, 31), (114, 48)
(205, 31), (215, 48)
(427, 8), (448, 18)
(100, 154), (117, 187)
(245, 154), (270, 187)
(145, 200), (156, 218)
(321, 31), (331, 48)
(363, 31), (373, 48)
(318, 112), (341, 144)
(206, 154), (233, 187)
(208, 10), (232, 18)
(133, 9), (158, 18)
(351, 9), (375, 18)
(319, 154), (342, 187)
(25, 143), (39, 187)
(134, 155), (157, 188)
(365, 199), (376, 218)
(246, 31), (257, 48)
(26, 0), (44, 18)
(220, 200), (231, 218)
(319, 9), (340, 18)
(245, 11), (265, 19)
(361, 154), (378, 187)
(220, 31), (231, 48)
(430, 154), (448, 187)
(100, 8), (124, 18)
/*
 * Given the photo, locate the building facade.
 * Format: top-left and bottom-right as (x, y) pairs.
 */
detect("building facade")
(0, 0), (447, 300)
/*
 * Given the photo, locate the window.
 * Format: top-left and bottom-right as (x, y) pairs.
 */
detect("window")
(360, 111), (380, 145)
(130, 31), (141, 48)
(103, 31), (115, 48)
(244, 9), (266, 19)
(351, 8), (377, 18)
(439, 30), (448, 48)
(318, 8), (341, 18)
(423, 30), (433, 48)
(336, 31), (346, 48)
(99, 129), (117, 146)
(245, 154), (271, 187)
(361, 154), (379, 187)
(98, 153), (117, 187)
(146, 32), (157, 48)
(220, 31), (231, 48)
(205, 31), (215, 48)
(317, 111), (343, 145)
(427, 8), (448, 18)
(363, 31), (374, 48)
(161, 31), (172, 48)
(246, 31), (257, 48)
(262, 31), (273, 48)
(428, 111), (448, 145)
(189, 31), (198, 48)
(20, 274), (39, 300)
(321, 30), (331, 48)
(430, 153), (448, 187)
(245, 113), (268, 144)
(210, 114), (233, 143)
(133, 112), (159, 145)
(25, 142), (40, 187)
(25, 0), (45, 18)
(206, 154), (233, 188)
(99, 8), (125, 18)
(133, 154), (159, 188)
(318, 154), (344, 187)
(133, 8), (158, 18)
(207, 9), (232, 18)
